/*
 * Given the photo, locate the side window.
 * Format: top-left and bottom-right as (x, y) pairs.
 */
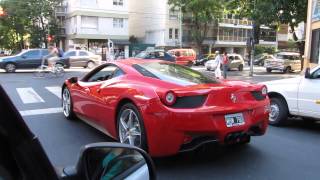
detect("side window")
(86, 66), (123, 82)
(147, 52), (156, 59)
(182, 51), (188, 56)
(22, 50), (40, 58)
(155, 52), (165, 58)
(41, 50), (49, 57)
(79, 51), (89, 56)
(312, 69), (320, 79)
(229, 56), (234, 61)
(235, 56), (240, 60)
(64, 51), (76, 57)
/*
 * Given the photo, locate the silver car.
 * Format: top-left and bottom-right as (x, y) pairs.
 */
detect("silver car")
(205, 54), (245, 71)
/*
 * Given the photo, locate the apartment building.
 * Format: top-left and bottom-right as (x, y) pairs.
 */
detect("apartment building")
(64, 0), (130, 57)
(129, 0), (182, 48)
(304, 0), (320, 67)
(183, 14), (277, 57)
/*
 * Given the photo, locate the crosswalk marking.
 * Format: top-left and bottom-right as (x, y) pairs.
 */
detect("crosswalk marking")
(19, 107), (63, 117)
(45, 86), (62, 99)
(16, 88), (45, 104)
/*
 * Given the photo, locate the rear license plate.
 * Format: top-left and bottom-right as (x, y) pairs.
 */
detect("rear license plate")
(225, 113), (245, 128)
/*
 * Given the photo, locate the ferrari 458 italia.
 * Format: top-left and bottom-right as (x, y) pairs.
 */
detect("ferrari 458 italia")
(62, 59), (270, 157)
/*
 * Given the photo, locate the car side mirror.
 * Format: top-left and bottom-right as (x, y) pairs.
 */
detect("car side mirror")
(305, 68), (312, 79)
(62, 143), (156, 180)
(68, 77), (78, 84)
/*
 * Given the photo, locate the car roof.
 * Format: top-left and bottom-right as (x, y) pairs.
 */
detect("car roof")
(228, 53), (242, 56)
(277, 52), (300, 56)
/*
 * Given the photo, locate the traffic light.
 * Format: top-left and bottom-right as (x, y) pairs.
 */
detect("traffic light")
(47, 35), (53, 42)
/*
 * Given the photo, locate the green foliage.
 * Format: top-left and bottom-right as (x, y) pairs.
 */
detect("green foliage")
(0, 0), (60, 50)
(168, 0), (224, 53)
(254, 45), (276, 56)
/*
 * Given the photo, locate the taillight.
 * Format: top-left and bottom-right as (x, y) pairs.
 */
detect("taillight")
(162, 91), (176, 106)
(261, 86), (268, 96)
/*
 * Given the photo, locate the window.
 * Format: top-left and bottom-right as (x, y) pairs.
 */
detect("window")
(64, 51), (76, 57)
(311, 29), (320, 64)
(169, 28), (173, 39)
(169, 9), (178, 20)
(133, 62), (218, 86)
(175, 29), (179, 39)
(113, 18), (124, 28)
(79, 51), (88, 56)
(22, 50), (40, 58)
(41, 50), (49, 57)
(81, 16), (98, 29)
(312, 68), (320, 79)
(86, 65), (123, 82)
(113, 0), (123, 6)
(155, 51), (165, 58)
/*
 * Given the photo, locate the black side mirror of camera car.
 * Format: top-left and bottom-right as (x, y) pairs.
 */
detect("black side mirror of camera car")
(305, 68), (311, 79)
(61, 143), (156, 180)
(68, 77), (78, 84)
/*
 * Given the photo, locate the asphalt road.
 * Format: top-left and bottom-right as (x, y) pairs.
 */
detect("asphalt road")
(0, 66), (319, 180)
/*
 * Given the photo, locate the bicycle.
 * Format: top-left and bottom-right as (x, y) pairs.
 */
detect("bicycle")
(33, 58), (65, 78)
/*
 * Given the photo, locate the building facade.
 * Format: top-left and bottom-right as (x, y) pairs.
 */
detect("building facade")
(183, 14), (277, 57)
(64, 0), (130, 58)
(129, 0), (182, 48)
(305, 0), (320, 66)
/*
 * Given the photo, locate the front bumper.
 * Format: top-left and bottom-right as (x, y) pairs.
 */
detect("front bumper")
(141, 100), (270, 157)
(265, 64), (285, 70)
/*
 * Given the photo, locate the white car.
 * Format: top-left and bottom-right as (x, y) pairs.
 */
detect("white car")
(262, 65), (320, 126)
(205, 53), (245, 71)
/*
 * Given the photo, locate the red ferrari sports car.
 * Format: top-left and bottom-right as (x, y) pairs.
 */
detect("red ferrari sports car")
(62, 59), (270, 157)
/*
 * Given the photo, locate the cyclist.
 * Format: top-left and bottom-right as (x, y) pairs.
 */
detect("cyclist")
(45, 46), (60, 69)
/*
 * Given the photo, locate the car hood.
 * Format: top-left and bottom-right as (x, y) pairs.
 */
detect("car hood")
(260, 77), (302, 86)
(0, 55), (19, 61)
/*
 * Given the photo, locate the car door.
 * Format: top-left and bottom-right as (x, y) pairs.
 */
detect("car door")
(18, 50), (41, 68)
(75, 65), (121, 129)
(64, 51), (77, 67)
(298, 67), (320, 117)
(79, 51), (90, 67)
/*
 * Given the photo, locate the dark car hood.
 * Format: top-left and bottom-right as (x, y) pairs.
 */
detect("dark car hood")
(0, 55), (20, 61)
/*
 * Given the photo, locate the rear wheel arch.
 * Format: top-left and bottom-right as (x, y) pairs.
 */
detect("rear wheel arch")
(268, 92), (289, 111)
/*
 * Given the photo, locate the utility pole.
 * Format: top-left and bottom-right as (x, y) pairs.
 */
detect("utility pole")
(179, 8), (183, 48)
(249, 0), (257, 77)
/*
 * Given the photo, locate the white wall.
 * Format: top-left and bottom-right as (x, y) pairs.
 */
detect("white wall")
(67, 0), (128, 14)
(129, 0), (180, 46)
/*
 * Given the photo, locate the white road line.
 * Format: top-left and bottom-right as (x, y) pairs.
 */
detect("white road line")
(16, 88), (45, 104)
(19, 107), (63, 117)
(46, 86), (62, 99)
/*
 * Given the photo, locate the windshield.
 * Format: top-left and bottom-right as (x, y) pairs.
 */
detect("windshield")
(135, 51), (148, 59)
(133, 62), (218, 86)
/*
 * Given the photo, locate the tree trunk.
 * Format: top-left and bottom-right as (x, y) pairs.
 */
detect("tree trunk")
(290, 24), (305, 70)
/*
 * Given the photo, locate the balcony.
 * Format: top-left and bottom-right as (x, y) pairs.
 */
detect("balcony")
(219, 19), (253, 26)
(55, 5), (67, 17)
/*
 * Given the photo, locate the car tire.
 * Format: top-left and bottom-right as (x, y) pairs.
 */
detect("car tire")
(269, 97), (288, 126)
(283, 67), (291, 74)
(5, 63), (16, 73)
(266, 68), (272, 73)
(117, 103), (148, 151)
(238, 64), (244, 71)
(87, 61), (95, 69)
(62, 87), (76, 120)
(187, 61), (193, 67)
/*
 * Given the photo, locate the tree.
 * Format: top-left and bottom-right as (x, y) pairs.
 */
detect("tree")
(227, 0), (308, 68)
(168, 0), (224, 54)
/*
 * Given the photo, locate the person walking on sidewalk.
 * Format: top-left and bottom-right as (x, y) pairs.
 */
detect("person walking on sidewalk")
(214, 51), (223, 79)
(222, 52), (229, 79)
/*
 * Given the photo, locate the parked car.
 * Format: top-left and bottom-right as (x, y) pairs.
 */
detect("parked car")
(134, 50), (175, 62)
(265, 52), (301, 73)
(194, 53), (215, 66)
(167, 49), (196, 66)
(0, 85), (156, 180)
(0, 49), (49, 72)
(62, 59), (270, 157)
(205, 53), (245, 71)
(253, 54), (273, 66)
(262, 65), (320, 126)
(59, 50), (102, 69)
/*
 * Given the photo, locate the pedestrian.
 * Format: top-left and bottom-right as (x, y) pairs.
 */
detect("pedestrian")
(222, 52), (229, 79)
(214, 51), (223, 79)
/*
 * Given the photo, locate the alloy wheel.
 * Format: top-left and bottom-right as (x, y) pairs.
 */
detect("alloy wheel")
(269, 103), (280, 122)
(62, 88), (71, 117)
(118, 109), (142, 147)
(5, 63), (16, 73)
